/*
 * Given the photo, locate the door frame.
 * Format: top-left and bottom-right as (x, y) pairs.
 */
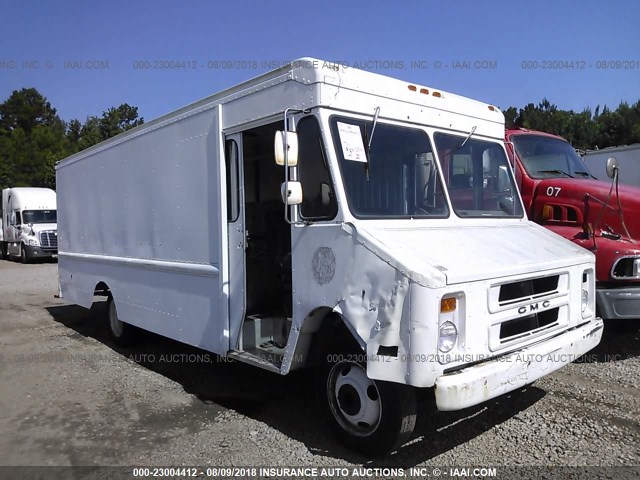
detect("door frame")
(225, 133), (247, 350)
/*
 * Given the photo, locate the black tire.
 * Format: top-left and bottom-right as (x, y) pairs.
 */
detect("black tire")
(318, 355), (417, 455)
(0, 243), (6, 260)
(20, 244), (29, 264)
(107, 296), (138, 347)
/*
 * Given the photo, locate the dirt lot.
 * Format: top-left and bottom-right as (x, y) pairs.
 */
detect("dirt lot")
(0, 261), (638, 477)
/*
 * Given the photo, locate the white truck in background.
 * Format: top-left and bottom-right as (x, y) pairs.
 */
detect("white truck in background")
(56, 58), (603, 454)
(1, 187), (58, 262)
(583, 144), (640, 188)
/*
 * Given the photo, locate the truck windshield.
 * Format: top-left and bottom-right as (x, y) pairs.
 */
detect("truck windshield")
(513, 134), (592, 179)
(330, 117), (449, 219)
(22, 210), (57, 224)
(434, 132), (524, 218)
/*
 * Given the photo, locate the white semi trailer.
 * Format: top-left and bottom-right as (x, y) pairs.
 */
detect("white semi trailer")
(56, 59), (603, 454)
(583, 144), (640, 188)
(1, 187), (58, 262)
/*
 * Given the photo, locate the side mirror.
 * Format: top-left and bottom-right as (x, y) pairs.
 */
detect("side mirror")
(482, 150), (492, 173)
(497, 165), (511, 192)
(320, 183), (331, 207)
(498, 195), (515, 215)
(274, 131), (299, 167)
(606, 156), (619, 179)
(281, 181), (303, 205)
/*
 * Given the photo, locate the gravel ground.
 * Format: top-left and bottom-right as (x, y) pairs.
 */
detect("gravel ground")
(0, 260), (638, 477)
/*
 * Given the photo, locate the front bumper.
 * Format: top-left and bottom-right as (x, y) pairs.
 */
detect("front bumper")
(596, 286), (640, 320)
(24, 245), (58, 258)
(434, 318), (603, 411)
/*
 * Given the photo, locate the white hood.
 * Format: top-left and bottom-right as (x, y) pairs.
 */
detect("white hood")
(350, 221), (594, 287)
(26, 223), (57, 235)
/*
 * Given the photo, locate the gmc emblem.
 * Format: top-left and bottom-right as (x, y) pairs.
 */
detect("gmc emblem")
(518, 300), (551, 314)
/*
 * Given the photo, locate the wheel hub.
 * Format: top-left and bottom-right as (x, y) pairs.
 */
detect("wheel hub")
(328, 361), (382, 436)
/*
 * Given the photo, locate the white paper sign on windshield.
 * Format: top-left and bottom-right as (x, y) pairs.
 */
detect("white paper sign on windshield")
(337, 122), (367, 162)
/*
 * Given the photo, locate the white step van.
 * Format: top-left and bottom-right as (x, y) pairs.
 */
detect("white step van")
(56, 59), (603, 454)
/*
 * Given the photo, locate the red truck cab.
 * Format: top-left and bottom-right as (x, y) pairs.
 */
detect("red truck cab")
(505, 128), (640, 320)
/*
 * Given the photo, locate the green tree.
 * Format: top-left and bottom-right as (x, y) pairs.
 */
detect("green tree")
(0, 88), (59, 134)
(76, 104), (144, 151)
(503, 98), (640, 150)
(0, 88), (144, 190)
(66, 119), (82, 145)
(504, 107), (518, 129)
(77, 116), (102, 151)
(99, 103), (144, 138)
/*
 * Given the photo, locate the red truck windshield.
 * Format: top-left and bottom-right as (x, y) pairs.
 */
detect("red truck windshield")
(512, 134), (593, 179)
(434, 132), (523, 218)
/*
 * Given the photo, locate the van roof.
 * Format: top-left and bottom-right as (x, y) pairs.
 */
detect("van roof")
(58, 57), (504, 167)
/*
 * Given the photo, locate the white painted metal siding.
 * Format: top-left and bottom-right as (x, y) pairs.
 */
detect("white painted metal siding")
(57, 106), (229, 355)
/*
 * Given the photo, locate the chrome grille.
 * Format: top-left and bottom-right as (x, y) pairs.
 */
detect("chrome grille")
(39, 231), (58, 251)
(611, 257), (640, 279)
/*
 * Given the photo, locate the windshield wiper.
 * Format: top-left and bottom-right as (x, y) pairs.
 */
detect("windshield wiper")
(574, 171), (598, 179)
(457, 125), (477, 150)
(364, 106), (380, 181)
(368, 106), (380, 155)
(536, 169), (574, 178)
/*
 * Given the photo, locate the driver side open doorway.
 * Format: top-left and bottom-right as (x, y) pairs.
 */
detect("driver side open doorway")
(226, 121), (292, 370)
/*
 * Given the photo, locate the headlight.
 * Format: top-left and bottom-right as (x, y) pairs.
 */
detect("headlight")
(438, 321), (458, 353)
(581, 289), (589, 313)
(28, 239), (39, 246)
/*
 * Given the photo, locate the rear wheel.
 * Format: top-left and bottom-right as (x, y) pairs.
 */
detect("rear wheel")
(107, 296), (138, 347)
(319, 356), (417, 455)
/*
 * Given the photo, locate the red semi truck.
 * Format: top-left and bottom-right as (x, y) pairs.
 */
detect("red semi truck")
(505, 128), (640, 320)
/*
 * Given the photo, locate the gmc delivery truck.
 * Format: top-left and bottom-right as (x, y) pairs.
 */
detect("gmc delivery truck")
(56, 59), (603, 454)
(1, 187), (58, 262)
(506, 129), (640, 320)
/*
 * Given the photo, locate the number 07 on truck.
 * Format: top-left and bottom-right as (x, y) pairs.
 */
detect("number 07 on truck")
(55, 58), (604, 454)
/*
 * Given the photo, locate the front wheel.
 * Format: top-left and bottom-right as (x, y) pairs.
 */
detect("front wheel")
(20, 244), (29, 264)
(320, 359), (417, 455)
(107, 297), (138, 347)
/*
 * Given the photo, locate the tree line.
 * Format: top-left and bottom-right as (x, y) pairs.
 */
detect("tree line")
(0, 88), (143, 190)
(0, 88), (638, 190)
(504, 98), (640, 152)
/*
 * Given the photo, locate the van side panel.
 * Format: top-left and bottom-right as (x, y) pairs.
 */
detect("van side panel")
(57, 106), (229, 355)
